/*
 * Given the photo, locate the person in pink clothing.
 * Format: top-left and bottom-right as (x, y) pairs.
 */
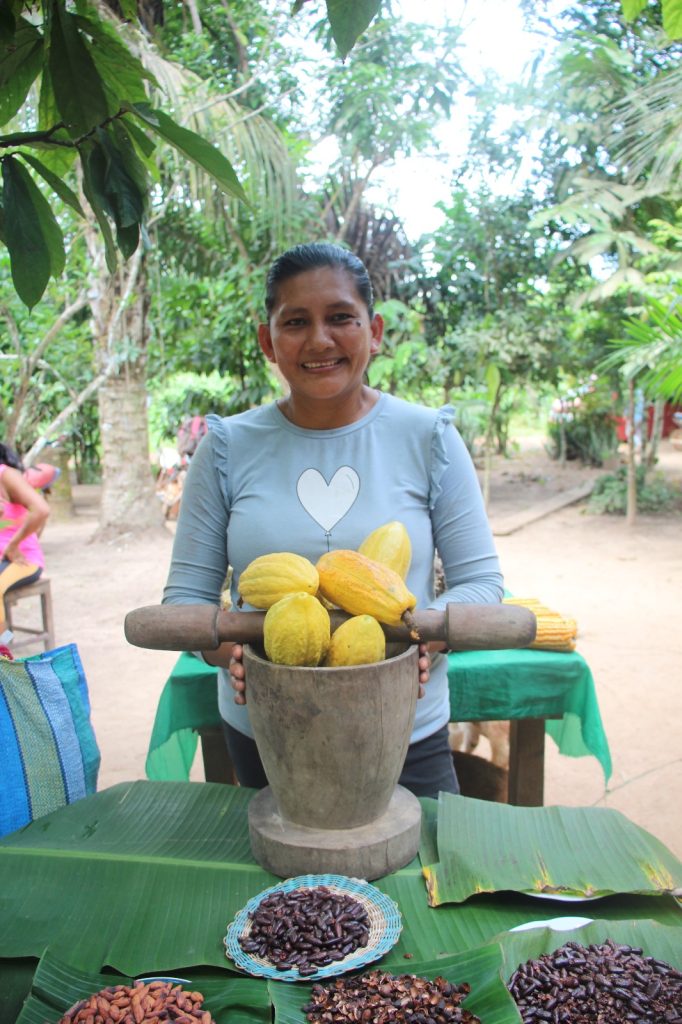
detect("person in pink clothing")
(0, 443), (50, 637)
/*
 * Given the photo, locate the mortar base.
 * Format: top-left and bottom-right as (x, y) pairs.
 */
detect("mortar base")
(248, 785), (422, 880)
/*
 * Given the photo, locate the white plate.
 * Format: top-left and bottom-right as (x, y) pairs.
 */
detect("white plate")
(510, 916), (594, 933)
(523, 891), (603, 902)
(136, 976), (191, 983)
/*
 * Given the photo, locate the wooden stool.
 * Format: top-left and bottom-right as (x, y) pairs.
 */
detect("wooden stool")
(4, 577), (56, 652)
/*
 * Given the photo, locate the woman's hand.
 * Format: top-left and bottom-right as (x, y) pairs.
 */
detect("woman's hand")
(417, 641), (446, 698)
(2, 540), (29, 565)
(417, 643), (430, 698)
(229, 642), (247, 705)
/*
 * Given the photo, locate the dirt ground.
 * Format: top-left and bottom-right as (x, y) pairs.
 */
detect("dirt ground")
(14, 435), (682, 858)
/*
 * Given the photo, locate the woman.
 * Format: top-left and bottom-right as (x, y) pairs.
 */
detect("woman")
(163, 242), (504, 797)
(0, 443), (50, 637)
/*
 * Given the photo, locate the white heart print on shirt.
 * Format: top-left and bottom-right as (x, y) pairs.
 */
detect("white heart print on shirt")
(296, 467), (360, 532)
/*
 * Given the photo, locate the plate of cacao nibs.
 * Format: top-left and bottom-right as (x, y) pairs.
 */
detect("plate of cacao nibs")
(301, 969), (482, 1023)
(224, 873), (402, 982)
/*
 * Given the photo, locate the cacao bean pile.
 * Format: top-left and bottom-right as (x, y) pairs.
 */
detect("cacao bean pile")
(56, 979), (215, 1023)
(507, 937), (682, 1023)
(239, 885), (371, 976)
(301, 970), (481, 1024)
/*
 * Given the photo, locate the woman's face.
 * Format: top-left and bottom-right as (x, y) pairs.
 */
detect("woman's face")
(258, 266), (383, 406)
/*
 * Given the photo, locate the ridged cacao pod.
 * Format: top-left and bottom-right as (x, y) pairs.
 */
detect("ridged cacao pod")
(238, 552), (319, 609)
(324, 614), (386, 667)
(263, 591), (331, 666)
(316, 549), (417, 628)
(358, 520), (412, 579)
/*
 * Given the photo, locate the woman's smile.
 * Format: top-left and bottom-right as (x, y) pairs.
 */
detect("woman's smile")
(301, 356), (346, 371)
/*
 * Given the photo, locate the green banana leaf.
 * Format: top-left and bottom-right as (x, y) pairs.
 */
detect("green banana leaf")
(9, 920), (682, 1024)
(13, 950), (271, 1024)
(1, 782), (680, 991)
(423, 794), (682, 905)
(270, 918), (682, 1024)
(0, 782), (277, 976)
(0, 959), (36, 1023)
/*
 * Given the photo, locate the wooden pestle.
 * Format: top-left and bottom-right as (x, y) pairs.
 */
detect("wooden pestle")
(124, 602), (536, 652)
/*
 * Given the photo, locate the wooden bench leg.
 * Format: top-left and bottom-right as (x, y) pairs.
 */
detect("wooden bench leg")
(508, 718), (546, 806)
(197, 726), (238, 785)
(40, 587), (56, 650)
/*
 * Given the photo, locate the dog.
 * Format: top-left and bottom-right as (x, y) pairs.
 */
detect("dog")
(448, 720), (510, 803)
(451, 750), (508, 803)
(448, 720), (510, 769)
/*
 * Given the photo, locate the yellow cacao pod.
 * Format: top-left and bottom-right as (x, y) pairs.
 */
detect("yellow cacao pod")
(263, 592), (331, 666)
(316, 549), (417, 629)
(358, 520), (412, 579)
(324, 614), (386, 667)
(238, 552), (319, 609)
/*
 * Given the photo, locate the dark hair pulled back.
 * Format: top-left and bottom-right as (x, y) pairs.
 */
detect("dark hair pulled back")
(264, 243), (374, 319)
(0, 443), (24, 471)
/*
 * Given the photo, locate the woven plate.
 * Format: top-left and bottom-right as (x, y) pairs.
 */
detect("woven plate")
(224, 873), (402, 982)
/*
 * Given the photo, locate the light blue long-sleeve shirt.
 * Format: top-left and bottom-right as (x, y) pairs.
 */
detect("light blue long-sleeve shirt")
(163, 392), (503, 742)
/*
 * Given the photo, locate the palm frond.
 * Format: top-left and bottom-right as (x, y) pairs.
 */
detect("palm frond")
(603, 64), (682, 192)
(103, 6), (300, 241)
(601, 295), (682, 399)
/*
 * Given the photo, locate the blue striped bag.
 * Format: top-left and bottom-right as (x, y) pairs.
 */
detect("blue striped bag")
(0, 643), (100, 837)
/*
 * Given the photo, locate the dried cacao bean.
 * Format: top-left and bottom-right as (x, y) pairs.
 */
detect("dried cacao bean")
(56, 981), (216, 1024)
(507, 938), (682, 1024)
(239, 885), (372, 976)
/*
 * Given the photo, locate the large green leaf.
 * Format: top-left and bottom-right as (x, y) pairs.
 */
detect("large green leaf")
(81, 139), (124, 271)
(663, 0), (682, 37)
(620, 0), (648, 19)
(377, 868), (682, 964)
(46, 2), (110, 137)
(131, 103), (248, 203)
(10, 921), (682, 1024)
(0, 782), (276, 976)
(0, 17), (43, 124)
(2, 783), (679, 994)
(14, 950), (271, 1024)
(20, 153), (84, 217)
(270, 941), (520, 1024)
(84, 126), (147, 256)
(271, 919), (682, 1024)
(422, 796), (682, 905)
(74, 10), (158, 107)
(0, 958), (35, 1024)
(325, 0), (382, 59)
(92, 126), (146, 257)
(1, 155), (64, 307)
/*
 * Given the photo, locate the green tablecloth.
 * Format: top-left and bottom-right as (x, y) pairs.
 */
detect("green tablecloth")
(146, 648), (612, 783)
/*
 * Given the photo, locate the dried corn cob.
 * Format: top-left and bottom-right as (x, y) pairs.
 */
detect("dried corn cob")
(504, 597), (578, 652)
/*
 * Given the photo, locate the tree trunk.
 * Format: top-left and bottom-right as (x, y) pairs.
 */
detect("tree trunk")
(85, 223), (164, 537)
(482, 385), (502, 510)
(644, 397), (665, 471)
(97, 364), (163, 535)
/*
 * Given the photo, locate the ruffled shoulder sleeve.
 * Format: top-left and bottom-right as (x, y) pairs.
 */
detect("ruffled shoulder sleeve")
(205, 413), (232, 508)
(429, 404), (456, 510)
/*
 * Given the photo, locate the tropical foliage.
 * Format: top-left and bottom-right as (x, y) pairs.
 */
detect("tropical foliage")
(2, 0), (681, 529)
